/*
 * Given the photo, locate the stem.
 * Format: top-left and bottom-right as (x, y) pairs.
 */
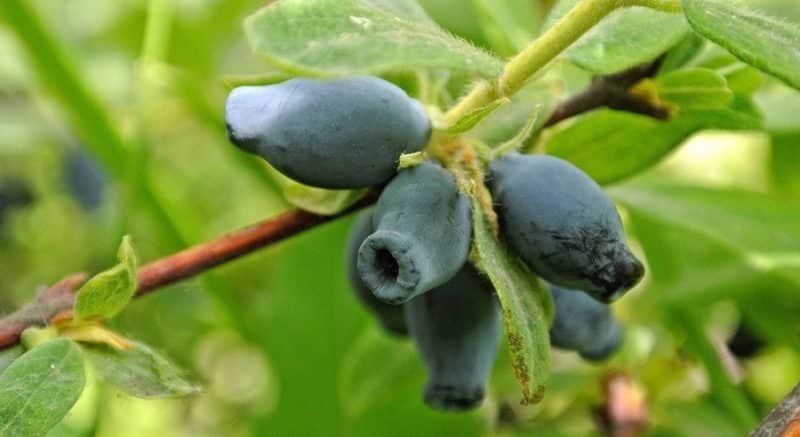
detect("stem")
(444, 0), (619, 123)
(443, 0), (682, 123)
(630, 0), (682, 13)
(500, 0), (618, 96)
(0, 194), (377, 350)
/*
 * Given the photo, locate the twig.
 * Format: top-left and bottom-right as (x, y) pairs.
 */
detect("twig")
(752, 383), (800, 437)
(0, 193), (377, 349)
(543, 59), (669, 128)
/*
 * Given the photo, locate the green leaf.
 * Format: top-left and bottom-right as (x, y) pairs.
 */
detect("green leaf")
(74, 236), (139, 321)
(673, 310), (758, 430)
(338, 326), (419, 417)
(471, 0), (541, 55)
(654, 68), (733, 109)
(545, 106), (760, 184)
(82, 341), (199, 399)
(683, 0), (800, 90)
(472, 78), (562, 147)
(265, 165), (367, 215)
(442, 96), (509, 134)
(0, 346), (22, 375)
(220, 72), (294, 90)
(245, 0), (503, 78)
(0, 339), (86, 437)
(471, 200), (551, 405)
(611, 182), (800, 287)
(771, 131), (800, 195)
(543, 0), (688, 74)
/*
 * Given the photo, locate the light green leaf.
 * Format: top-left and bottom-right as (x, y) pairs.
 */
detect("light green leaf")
(245, 0), (503, 78)
(266, 165), (367, 215)
(611, 182), (800, 287)
(654, 68), (733, 109)
(471, 200), (551, 405)
(0, 339), (85, 437)
(442, 96), (509, 134)
(471, 0), (541, 55)
(472, 78), (562, 147)
(543, 0), (688, 74)
(338, 325), (419, 417)
(771, 131), (800, 195)
(82, 341), (199, 399)
(0, 346), (22, 375)
(284, 184), (366, 216)
(683, 0), (800, 90)
(74, 236), (139, 321)
(220, 72), (294, 90)
(545, 105), (760, 184)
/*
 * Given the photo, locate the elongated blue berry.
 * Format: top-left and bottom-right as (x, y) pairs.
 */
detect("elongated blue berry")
(63, 149), (107, 211)
(489, 153), (644, 303)
(346, 210), (407, 336)
(405, 264), (501, 411)
(358, 161), (471, 304)
(548, 283), (623, 361)
(225, 76), (431, 189)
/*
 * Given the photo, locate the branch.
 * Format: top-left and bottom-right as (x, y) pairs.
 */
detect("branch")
(752, 383), (800, 437)
(0, 193), (377, 349)
(543, 59), (669, 128)
(0, 59), (668, 351)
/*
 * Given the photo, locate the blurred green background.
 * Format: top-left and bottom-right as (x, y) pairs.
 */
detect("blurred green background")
(1, 0), (799, 435)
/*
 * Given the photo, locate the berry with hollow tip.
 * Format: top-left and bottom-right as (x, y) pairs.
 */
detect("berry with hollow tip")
(358, 161), (471, 304)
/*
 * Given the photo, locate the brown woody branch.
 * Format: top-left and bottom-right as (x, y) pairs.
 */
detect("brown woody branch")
(752, 383), (800, 437)
(0, 194), (376, 349)
(0, 60), (668, 351)
(543, 59), (670, 127)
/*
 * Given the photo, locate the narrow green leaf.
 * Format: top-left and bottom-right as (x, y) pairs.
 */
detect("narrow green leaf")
(82, 341), (199, 399)
(654, 68), (734, 109)
(0, 339), (86, 437)
(471, 200), (551, 405)
(771, 131), (800, 195)
(442, 97), (509, 134)
(683, 0), (800, 90)
(543, 0), (688, 74)
(74, 236), (139, 321)
(471, 0), (541, 55)
(472, 78), (562, 147)
(265, 165), (367, 215)
(283, 184), (367, 216)
(338, 326), (419, 417)
(545, 105), (761, 184)
(220, 72), (295, 90)
(245, 0), (503, 78)
(674, 310), (758, 430)
(0, 347), (22, 375)
(611, 182), (800, 287)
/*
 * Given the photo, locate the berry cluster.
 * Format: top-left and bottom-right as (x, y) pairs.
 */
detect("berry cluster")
(225, 76), (645, 411)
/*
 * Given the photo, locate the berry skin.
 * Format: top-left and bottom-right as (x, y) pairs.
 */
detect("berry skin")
(404, 264), (501, 411)
(63, 149), (107, 211)
(548, 283), (623, 361)
(225, 76), (431, 189)
(345, 210), (407, 336)
(488, 153), (644, 303)
(357, 161), (471, 304)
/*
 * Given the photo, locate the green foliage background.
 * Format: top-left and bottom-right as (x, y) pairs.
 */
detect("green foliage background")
(0, 0), (799, 435)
